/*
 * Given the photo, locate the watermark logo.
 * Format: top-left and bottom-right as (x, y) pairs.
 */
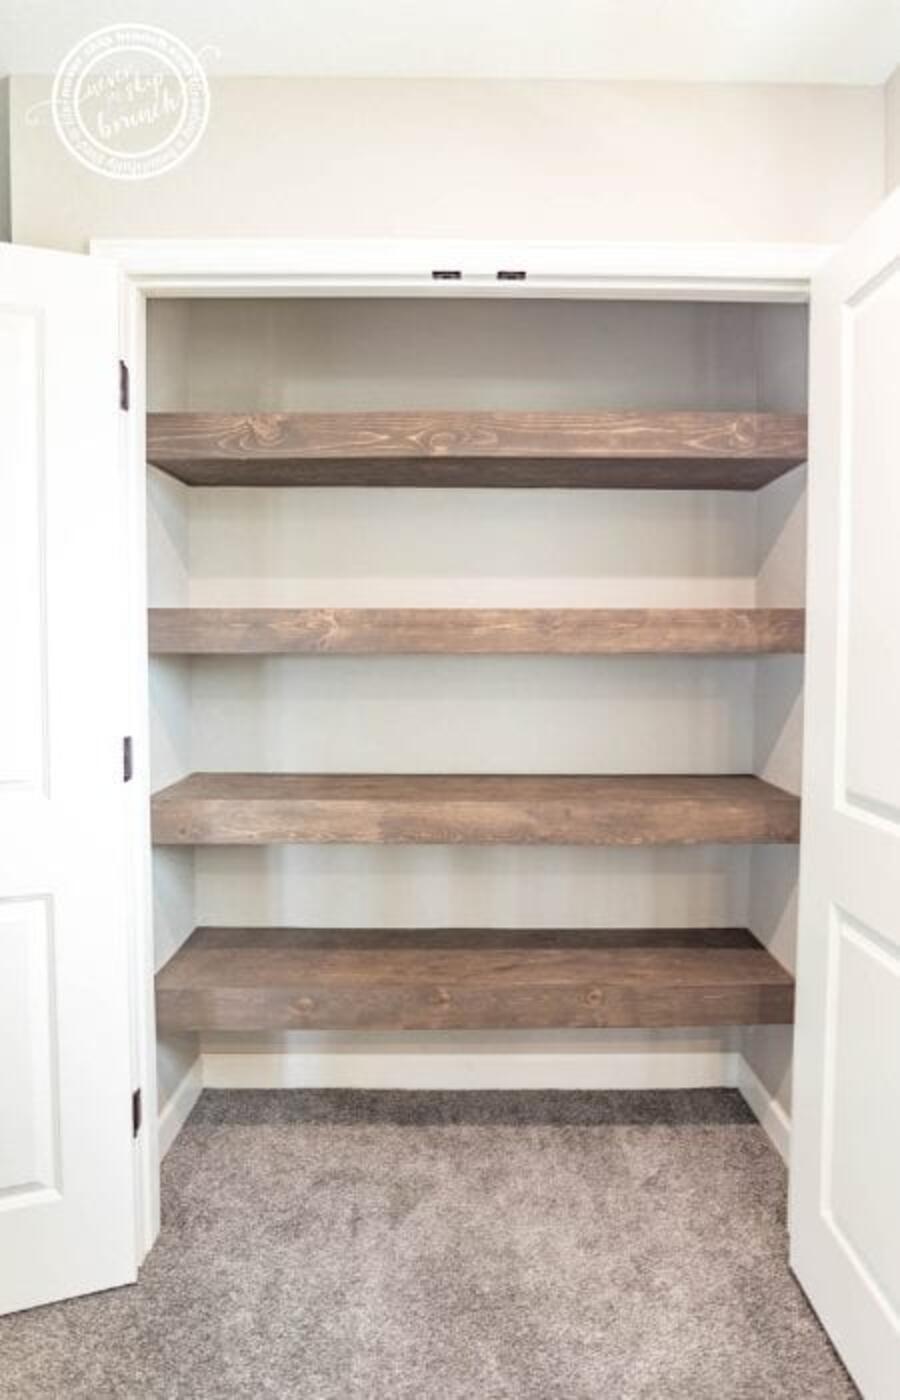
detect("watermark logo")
(51, 24), (210, 180)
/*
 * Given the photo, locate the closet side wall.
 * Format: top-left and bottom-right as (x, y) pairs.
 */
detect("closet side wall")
(147, 302), (198, 1118)
(745, 305), (808, 1128)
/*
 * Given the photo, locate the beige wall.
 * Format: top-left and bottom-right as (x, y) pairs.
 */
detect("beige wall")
(8, 75), (885, 250)
(886, 66), (900, 191)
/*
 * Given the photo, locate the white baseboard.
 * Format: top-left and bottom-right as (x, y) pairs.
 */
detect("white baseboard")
(735, 1055), (791, 1164)
(201, 1049), (739, 1092)
(157, 1057), (203, 1160)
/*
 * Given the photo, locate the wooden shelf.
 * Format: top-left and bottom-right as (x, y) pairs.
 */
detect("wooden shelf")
(146, 410), (807, 490)
(148, 607), (805, 656)
(155, 926), (794, 1032)
(150, 773), (800, 846)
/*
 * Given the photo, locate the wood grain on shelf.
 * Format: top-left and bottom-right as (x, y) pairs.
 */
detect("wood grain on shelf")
(155, 926), (794, 1031)
(146, 410), (807, 489)
(150, 773), (801, 846)
(148, 607), (805, 655)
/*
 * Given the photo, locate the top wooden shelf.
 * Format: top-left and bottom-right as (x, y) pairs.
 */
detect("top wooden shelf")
(148, 607), (805, 656)
(146, 410), (807, 490)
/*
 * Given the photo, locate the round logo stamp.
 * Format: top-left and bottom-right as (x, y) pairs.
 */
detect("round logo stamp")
(51, 24), (210, 180)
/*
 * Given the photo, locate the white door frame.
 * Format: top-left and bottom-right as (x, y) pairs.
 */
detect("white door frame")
(94, 236), (832, 1261)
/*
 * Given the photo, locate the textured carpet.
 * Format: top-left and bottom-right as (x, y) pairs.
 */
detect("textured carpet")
(0, 1090), (856, 1400)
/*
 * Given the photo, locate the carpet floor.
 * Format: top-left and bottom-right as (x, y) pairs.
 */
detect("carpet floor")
(0, 1089), (857, 1399)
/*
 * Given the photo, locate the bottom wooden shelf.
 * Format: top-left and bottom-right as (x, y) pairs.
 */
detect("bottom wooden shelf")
(155, 927), (794, 1032)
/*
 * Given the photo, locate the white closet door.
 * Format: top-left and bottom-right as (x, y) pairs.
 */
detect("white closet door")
(0, 246), (136, 1314)
(791, 189), (900, 1397)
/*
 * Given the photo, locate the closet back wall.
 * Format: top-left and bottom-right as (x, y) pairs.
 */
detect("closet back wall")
(147, 296), (806, 1109)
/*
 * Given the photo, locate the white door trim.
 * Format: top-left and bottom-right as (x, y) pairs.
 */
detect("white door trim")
(102, 236), (830, 1260)
(94, 237), (832, 300)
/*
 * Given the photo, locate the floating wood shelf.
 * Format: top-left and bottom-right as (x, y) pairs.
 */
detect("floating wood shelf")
(146, 410), (807, 490)
(148, 607), (805, 656)
(150, 773), (800, 846)
(155, 926), (794, 1032)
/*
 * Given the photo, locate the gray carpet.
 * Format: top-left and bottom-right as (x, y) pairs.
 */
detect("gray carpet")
(0, 1090), (856, 1399)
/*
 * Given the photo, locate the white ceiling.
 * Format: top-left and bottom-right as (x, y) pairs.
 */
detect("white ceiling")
(2, 0), (899, 84)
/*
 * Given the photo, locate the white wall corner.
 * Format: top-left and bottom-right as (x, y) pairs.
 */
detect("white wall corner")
(158, 1057), (203, 1160)
(885, 64), (900, 194)
(0, 77), (10, 242)
(735, 1053), (791, 1164)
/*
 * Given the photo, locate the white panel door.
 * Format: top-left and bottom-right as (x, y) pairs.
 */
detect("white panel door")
(791, 189), (900, 1397)
(0, 246), (136, 1313)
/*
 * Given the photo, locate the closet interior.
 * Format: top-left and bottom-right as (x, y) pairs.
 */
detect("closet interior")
(145, 294), (807, 1125)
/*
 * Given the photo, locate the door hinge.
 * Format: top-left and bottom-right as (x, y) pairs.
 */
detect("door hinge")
(123, 735), (134, 783)
(132, 1087), (142, 1138)
(119, 359), (130, 411)
(497, 269), (527, 281)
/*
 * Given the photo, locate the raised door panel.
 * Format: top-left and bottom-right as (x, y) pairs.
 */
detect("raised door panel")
(0, 897), (59, 1201)
(843, 261), (900, 818)
(823, 910), (900, 1317)
(0, 307), (47, 797)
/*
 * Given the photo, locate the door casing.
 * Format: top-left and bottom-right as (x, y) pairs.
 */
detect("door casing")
(96, 235), (832, 1259)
